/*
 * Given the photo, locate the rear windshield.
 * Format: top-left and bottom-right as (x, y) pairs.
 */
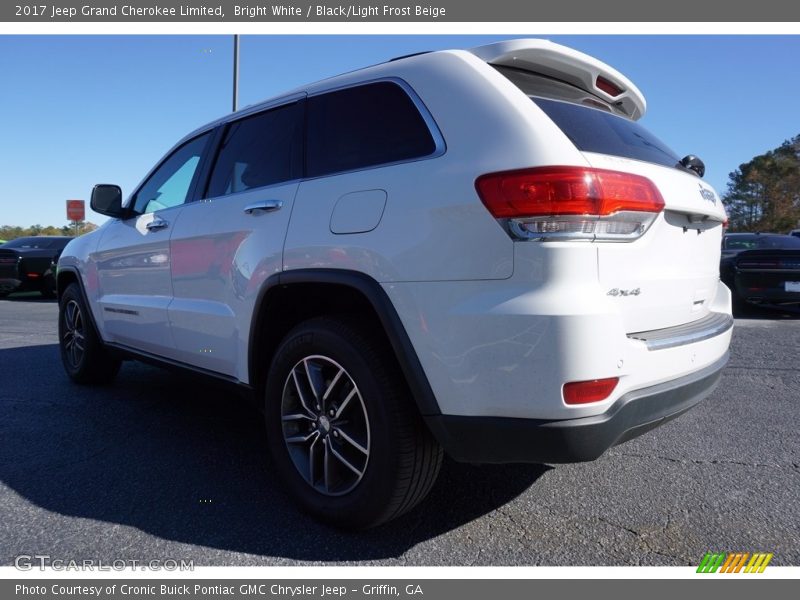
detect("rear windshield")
(533, 97), (682, 170)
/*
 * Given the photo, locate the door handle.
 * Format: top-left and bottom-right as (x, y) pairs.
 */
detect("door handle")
(244, 200), (283, 214)
(146, 218), (169, 231)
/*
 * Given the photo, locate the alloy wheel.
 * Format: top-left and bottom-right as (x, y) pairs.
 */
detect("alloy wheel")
(62, 300), (85, 369)
(280, 355), (370, 496)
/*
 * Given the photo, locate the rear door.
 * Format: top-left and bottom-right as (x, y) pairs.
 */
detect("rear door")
(93, 132), (212, 356)
(530, 94), (726, 332)
(166, 98), (304, 379)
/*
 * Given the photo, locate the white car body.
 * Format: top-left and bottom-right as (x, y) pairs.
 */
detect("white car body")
(58, 39), (732, 524)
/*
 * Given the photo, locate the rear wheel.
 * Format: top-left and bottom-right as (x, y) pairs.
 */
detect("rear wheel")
(59, 282), (121, 384)
(265, 316), (442, 529)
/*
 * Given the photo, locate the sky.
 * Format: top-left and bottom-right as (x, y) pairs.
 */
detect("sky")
(0, 34), (799, 227)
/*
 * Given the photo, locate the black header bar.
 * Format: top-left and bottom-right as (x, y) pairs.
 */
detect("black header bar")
(4, 0), (800, 22)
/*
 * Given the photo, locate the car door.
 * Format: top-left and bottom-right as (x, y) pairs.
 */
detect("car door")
(167, 98), (304, 379)
(93, 131), (213, 357)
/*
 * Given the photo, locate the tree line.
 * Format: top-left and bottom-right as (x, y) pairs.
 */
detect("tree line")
(0, 222), (98, 241)
(722, 135), (800, 232)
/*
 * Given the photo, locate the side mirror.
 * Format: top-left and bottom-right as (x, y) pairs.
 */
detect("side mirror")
(90, 184), (126, 218)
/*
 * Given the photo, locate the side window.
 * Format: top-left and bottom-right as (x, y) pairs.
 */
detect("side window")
(306, 82), (437, 178)
(131, 133), (211, 215)
(205, 102), (302, 199)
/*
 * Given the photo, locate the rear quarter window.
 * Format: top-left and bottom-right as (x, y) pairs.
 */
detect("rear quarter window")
(305, 81), (437, 178)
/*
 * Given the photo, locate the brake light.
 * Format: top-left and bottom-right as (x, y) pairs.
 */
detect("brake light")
(596, 76), (624, 97)
(563, 377), (619, 405)
(475, 166), (664, 241)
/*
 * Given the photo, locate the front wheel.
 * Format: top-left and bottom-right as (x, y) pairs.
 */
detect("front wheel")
(265, 317), (442, 529)
(59, 282), (121, 384)
(40, 275), (56, 299)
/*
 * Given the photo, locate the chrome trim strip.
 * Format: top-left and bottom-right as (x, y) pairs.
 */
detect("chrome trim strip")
(627, 311), (734, 351)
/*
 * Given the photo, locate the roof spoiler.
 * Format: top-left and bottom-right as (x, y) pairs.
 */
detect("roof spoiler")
(468, 39), (647, 120)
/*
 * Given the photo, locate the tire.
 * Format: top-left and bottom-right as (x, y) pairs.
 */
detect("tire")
(731, 291), (751, 318)
(40, 276), (56, 299)
(58, 282), (121, 384)
(265, 316), (442, 529)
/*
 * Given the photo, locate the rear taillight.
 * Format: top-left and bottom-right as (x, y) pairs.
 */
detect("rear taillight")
(475, 166), (665, 242)
(563, 377), (619, 405)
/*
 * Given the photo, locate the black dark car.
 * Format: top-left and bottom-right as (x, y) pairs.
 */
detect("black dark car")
(0, 236), (73, 299)
(721, 233), (800, 312)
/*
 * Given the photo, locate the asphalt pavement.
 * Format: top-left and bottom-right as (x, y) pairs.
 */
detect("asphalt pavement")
(1, 294), (798, 566)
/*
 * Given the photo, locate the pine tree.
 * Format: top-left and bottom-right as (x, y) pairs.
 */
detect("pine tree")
(723, 135), (800, 232)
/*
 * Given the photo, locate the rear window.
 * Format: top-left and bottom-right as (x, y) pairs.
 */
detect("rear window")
(306, 82), (437, 178)
(533, 97), (682, 170)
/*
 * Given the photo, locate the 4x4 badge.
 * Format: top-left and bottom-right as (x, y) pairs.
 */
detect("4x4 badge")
(607, 288), (641, 297)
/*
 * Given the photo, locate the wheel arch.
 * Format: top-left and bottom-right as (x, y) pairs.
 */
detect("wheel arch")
(248, 269), (441, 417)
(56, 267), (103, 335)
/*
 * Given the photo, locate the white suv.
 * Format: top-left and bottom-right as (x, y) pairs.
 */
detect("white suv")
(57, 39), (732, 529)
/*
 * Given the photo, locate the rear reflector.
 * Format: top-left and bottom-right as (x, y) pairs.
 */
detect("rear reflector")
(26, 273), (40, 278)
(475, 166), (664, 241)
(563, 377), (619, 405)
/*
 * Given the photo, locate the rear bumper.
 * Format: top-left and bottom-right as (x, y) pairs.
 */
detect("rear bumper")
(735, 273), (800, 305)
(425, 352), (728, 464)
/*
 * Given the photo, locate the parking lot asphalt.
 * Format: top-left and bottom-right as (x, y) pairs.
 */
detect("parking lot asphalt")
(1, 294), (798, 566)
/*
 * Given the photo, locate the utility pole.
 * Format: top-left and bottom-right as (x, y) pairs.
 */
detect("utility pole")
(233, 35), (240, 112)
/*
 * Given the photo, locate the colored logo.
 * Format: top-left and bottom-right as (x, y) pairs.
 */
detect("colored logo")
(696, 552), (773, 573)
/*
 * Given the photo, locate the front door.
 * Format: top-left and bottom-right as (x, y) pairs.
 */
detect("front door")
(92, 132), (212, 357)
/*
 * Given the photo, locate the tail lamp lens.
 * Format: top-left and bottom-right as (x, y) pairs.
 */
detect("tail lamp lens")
(563, 377), (619, 405)
(475, 166), (665, 241)
(596, 76), (624, 97)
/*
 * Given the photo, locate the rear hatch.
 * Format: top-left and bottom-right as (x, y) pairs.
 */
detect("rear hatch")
(476, 40), (727, 332)
(586, 151), (726, 331)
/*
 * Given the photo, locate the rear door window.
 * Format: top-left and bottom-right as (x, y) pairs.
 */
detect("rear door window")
(205, 101), (303, 198)
(306, 81), (437, 177)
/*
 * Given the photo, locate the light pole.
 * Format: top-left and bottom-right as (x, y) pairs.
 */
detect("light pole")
(233, 34), (240, 112)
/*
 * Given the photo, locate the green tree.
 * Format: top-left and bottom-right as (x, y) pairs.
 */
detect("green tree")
(0, 223), (99, 241)
(722, 135), (800, 232)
